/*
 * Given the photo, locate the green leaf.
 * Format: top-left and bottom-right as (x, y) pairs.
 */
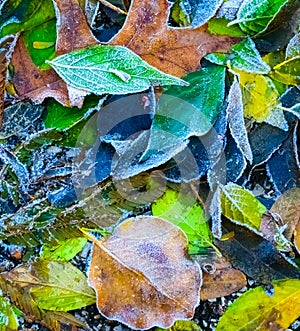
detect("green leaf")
(0, 0), (56, 37)
(156, 320), (202, 331)
(237, 70), (280, 122)
(44, 96), (101, 131)
(0, 296), (19, 330)
(272, 56), (300, 85)
(221, 183), (267, 231)
(229, 0), (289, 35)
(47, 45), (188, 95)
(22, 19), (56, 68)
(206, 37), (270, 74)
(216, 279), (300, 331)
(152, 188), (212, 254)
(142, 65), (225, 160)
(40, 237), (88, 262)
(171, 0), (223, 28)
(29, 260), (96, 311)
(208, 18), (246, 37)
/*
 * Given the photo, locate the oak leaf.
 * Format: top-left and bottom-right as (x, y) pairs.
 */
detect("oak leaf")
(88, 216), (201, 330)
(109, 0), (238, 77)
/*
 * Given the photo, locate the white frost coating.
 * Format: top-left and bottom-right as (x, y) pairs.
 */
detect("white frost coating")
(265, 107), (289, 131)
(227, 76), (253, 163)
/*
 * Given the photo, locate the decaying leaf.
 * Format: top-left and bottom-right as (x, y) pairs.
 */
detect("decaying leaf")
(88, 216), (201, 330)
(294, 221), (300, 255)
(196, 252), (247, 301)
(221, 183), (267, 232)
(215, 219), (300, 285)
(270, 188), (300, 240)
(0, 34), (17, 126)
(216, 279), (300, 331)
(109, 0), (238, 77)
(11, 0), (98, 107)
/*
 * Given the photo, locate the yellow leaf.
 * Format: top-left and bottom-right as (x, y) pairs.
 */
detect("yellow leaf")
(216, 279), (300, 331)
(237, 71), (279, 122)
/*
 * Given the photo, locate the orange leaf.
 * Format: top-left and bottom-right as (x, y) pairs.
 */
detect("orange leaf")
(88, 216), (201, 329)
(109, 0), (239, 77)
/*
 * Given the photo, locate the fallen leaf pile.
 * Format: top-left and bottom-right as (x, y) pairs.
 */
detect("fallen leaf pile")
(0, 0), (300, 330)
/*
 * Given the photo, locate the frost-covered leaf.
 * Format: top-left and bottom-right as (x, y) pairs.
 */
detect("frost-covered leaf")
(40, 237), (88, 262)
(216, 219), (300, 284)
(0, 34), (17, 125)
(286, 33), (300, 59)
(109, 0), (237, 77)
(227, 77), (253, 163)
(88, 216), (201, 330)
(152, 188), (212, 254)
(0, 268), (87, 331)
(156, 320), (202, 331)
(142, 66), (226, 160)
(221, 183), (267, 231)
(266, 123), (300, 194)
(171, 0), (223, 28)
(265, 107), (288, 131)
(216, 279), (300, 331)
(47, 45), (188, 95)
(0, 102), (43, 139)
(0, 296), (19, 330)
(206, 37), (269, 74)
(2, 260), (96, 311)
(271, 188), (300, 240)
(248, 121), (290, 166)
(272, 56), (300, 85)
(229, 0), (289, 35)
(208, 18), (246, 37)
(237, 71), (280, 122)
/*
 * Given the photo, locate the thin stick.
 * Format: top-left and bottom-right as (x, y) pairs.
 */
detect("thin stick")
(98, 0), (127, 15)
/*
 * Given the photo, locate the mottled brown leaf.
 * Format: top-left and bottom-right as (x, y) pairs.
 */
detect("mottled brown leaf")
(0, 34), (17, 126)
(270, 188), (300, 240)
(88, 216), (201, 330)
(11, 0), (98, 107)
(196, 253), (246, 300)
(109, 0), (238, 77)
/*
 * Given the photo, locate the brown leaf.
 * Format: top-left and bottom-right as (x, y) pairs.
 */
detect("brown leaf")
(270, 188), (300, 240)
(0, 34), (18, 126)
(195, 252), (247, 301)
(88, 216), (201, 330)
(294, 221), (300, 254)
(109, 0), (238, 77)
(11, 0), (98, 107)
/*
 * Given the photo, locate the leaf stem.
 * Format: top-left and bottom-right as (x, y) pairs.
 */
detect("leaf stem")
(98, 0), (127, 15)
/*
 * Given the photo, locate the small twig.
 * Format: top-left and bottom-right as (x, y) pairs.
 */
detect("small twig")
(98, 0), (127, 15)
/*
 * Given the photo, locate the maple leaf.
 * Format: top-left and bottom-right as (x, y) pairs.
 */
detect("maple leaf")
(109, 0), (239, 77)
